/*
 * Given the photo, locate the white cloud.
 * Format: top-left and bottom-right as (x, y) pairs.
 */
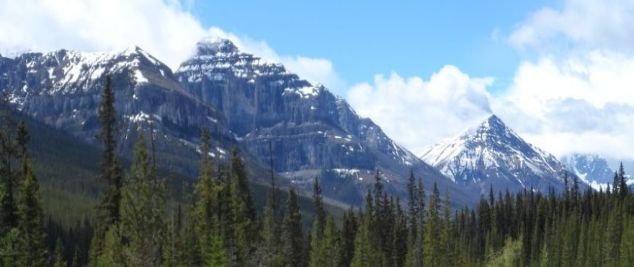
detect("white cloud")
(499, 0), (634, 160)
(204, 27), (344, 91)
(509, 0), (634, 54)
(0, 0), (341, 89)
(347, 66), (494, 155)
(349, 0), (634, 161)
(494, 52), (634, 159)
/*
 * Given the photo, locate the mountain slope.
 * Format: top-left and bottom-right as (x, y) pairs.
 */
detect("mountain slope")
(0, 42), (474, 206)
(0, 47), (237, 176)
(421, 114), (576, 194)
(175, 39), (468, 204)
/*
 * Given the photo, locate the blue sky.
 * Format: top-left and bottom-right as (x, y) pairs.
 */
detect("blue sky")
(191, 0), (552, 92)
(2, 0), (634, 161)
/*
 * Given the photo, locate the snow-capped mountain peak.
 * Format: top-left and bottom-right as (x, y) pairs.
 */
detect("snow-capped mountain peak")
(421, 114), (573, 194)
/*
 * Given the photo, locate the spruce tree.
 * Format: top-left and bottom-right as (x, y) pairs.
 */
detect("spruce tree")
(282, 188), (304, 267)
(308, 176), (327, 267)
(260, 140), (283, 265)
(312, 177), (326, 240)
(424, 182), (441, 267)
(229, 149), (256, 265)
(15, 123), (47, 267)
(193, 128), (221, 261)
(96, 75), (123, 238)
(309, 216), (340, 267)
(0, 97), (17, 235)
(119, 133), (166, 266)
(339, 207), (358, 267)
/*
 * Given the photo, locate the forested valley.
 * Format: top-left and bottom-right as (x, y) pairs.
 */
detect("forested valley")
(1, 79), (634, 267)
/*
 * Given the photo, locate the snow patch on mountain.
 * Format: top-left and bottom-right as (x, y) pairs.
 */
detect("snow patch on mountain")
(421, 114), (573, 193)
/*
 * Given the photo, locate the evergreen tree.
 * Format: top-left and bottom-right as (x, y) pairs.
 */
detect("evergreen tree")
(118, 133), (166, 266)
(0, 94), (17, 236)
(258, 141), (282, 266)
(96, 75), (123, 239)
(309, 216), (340, 267)
(339, 207), (358, 267)
(282, 188), (304, 267)
(229, 148), (256, 265)
(312, 177), (326, 240)
(204, 222), (228, 267)
(192, 128), (228, 263)
(15, 123), (47, 267)
(424, 182), (441, 267)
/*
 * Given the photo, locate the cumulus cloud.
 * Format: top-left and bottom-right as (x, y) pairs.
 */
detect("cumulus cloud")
(494, 52), (634, 159)
(347, 66), (494, 155)
(509, 0), (634, 54)
(350, 0), (634, 161)
(497, 0), (634, 160)
(0, 0), (341, 89)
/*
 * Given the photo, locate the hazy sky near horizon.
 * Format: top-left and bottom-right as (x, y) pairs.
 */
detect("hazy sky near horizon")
(1, 0), (634, 160)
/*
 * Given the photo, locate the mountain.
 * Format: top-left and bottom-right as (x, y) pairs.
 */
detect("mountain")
(0, 40), (473, 206)
(561, 153), (614, 190)
(175, 39), (468, 204)
(421, 114), (577, 194)
(561, 153), (634, 191)
(0, 47), (237, 176)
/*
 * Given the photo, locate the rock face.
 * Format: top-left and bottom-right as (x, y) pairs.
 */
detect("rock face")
(421, 115), (580, 194)
(0, 47), (235, 175)
(175, 39), (466, 204)
(0, 40), (473, 206)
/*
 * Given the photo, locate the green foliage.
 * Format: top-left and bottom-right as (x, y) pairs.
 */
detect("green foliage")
(309, 216), (340, 267)
(282, 188), (305, 267)
(118, 134), (167, 266)
(485, 237), (522, 267)
(16, 125), (47, 267)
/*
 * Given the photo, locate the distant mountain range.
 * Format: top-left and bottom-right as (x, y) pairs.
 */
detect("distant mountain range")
(6, 39), (632, 206)
(0, 39), (470, 206)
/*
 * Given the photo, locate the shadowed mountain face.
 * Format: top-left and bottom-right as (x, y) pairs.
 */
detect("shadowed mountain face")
(0, 40), (475, 206)
(421, 115), (583, 195)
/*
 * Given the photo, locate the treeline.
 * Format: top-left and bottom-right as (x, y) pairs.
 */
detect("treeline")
(2, 77), (634, 266)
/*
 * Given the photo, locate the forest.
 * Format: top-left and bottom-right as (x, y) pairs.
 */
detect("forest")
(1, 78), (634, 267)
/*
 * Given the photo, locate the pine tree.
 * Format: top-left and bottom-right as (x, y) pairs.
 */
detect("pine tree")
(229, 148), (256, 265)
(282, 188), (304, 267)
(205, 222), (228, 267)
(351, 190), (385, 267)
(339, 207), (358, 267)
(424, 182), (441, 267)
(193, 128), (223, 261)
(96, 75), (123, 239)
(118, 133), (166, 266)
(312, 177), (326, 240)
(0, 94), (17, 235)
(307, 177), (328, 266)
(15, 123), (47, 267)
(260, 141), (283, 266)
(309, 216), (340, 267)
